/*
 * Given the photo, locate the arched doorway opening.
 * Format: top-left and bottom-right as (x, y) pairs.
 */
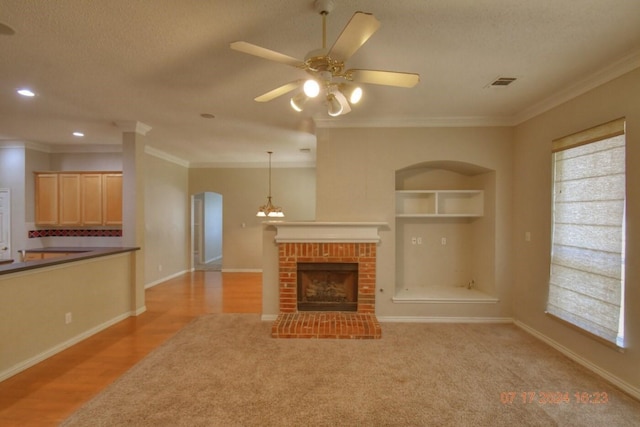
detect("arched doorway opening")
(192, 192), (223, 271)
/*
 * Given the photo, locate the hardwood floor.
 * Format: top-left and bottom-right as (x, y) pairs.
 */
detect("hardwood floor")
(0, 271), (262, 427)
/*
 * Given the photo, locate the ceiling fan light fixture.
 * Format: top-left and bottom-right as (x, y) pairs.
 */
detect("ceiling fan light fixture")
(290, 93), (308, 112)
(341, 84), (362, 104)
(231, 7), (420, 116)
(327, 94), (343, 116)
(303, 79), (321, 98)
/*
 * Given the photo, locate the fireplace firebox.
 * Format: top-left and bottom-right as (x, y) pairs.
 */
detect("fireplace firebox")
(297, 262), (358, 312)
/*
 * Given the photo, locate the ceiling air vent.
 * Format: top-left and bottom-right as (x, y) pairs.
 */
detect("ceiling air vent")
(489, 77), (517, 87)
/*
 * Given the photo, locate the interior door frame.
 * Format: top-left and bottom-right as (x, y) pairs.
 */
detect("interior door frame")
(0, 188), (11, 261)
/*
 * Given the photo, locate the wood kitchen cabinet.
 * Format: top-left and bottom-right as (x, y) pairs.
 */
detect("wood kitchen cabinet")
(102, 173), (123, 225)
(35, 172), (123, 226)
(59, 174), (81, 225)
(81, 173), (104, 225)
(34, 173), (59, 225)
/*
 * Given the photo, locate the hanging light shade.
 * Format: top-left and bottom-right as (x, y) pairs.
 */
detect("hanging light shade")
(256, 151), (284, 218)
(340, 83), (363, 104)
(290, 92), (309, 112)
(327, 93), (343, 117)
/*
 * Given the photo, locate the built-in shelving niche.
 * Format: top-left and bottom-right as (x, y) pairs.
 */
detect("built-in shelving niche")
(393, 161), (498, 303)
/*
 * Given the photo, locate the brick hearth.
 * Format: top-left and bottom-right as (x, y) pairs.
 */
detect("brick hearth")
(273, 241), (380, 339)
(272, 312), (381, 339)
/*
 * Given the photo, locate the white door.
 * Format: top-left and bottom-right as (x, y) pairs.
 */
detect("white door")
(0, 189), (10, 261)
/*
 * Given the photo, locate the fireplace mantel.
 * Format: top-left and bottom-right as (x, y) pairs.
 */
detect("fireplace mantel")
(268, 221), (387, 243)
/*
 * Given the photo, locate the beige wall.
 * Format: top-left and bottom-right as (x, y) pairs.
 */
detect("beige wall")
(513, 68), (640, 393)
(49, 152), (122, 172)
(189, 167), (315, 270)
(313, 126), (514, 319)
(0, 253), (135, 380)
(144, 154), (190, 285)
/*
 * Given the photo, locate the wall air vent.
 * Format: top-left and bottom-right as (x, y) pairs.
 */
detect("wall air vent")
(490, 77), (517, 87)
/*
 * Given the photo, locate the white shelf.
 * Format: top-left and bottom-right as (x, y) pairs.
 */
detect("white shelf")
(393, 287), (499, 304)
(396, 190), (483, 217)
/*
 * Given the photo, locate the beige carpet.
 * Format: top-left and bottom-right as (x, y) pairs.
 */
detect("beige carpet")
(62, 314), (640, 426)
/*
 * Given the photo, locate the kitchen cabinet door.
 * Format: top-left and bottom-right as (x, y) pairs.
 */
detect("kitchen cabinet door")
(81, 174), (103, 225)
(103, 173), (123, 225)
(35, 173), (59, 225)
(58, 174), (81, 226)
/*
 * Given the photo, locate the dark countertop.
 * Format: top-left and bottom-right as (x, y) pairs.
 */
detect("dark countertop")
(0, 247), (139, 276)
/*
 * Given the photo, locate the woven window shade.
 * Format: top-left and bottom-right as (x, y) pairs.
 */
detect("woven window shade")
(548, 120), (625, 346)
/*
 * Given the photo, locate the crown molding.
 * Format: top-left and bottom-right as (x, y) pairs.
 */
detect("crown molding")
(115, 120), (152, 135)
(189, 161), (316, 169)
(513, 49), (640, 125)
(314, 115), (515, 129)
(315, 49), (640, 129)
(144, 146), (190, 168)
(3, 140), (52, 153)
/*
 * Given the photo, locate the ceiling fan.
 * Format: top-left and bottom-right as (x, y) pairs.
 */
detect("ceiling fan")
(230, 0), (420, 117)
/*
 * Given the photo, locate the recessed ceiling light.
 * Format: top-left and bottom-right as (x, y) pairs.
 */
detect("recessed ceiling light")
(17, 88), (36, 97)
(73, 132), (85, 137)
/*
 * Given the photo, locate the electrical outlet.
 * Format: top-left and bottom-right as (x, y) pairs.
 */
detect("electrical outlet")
(417, 237), (422, 245)
(411, 237), (417, 245)
(65, 312), (72, 324)
(525, 231), (531, 242)
(441, 237), (447, 245)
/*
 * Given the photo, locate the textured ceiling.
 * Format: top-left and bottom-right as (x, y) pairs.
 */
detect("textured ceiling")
(1, 0), (639, 166)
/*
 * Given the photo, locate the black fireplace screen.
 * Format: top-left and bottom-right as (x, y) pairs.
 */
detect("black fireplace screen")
(297, 262), (358, 312)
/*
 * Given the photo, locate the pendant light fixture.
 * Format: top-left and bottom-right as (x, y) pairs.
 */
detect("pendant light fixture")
(256, 151), (285, 218)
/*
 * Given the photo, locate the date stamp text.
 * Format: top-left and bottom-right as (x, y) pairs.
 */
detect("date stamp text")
(500, 391), (609, 405)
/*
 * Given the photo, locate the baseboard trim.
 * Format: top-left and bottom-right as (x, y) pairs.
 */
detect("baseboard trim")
(514, 320), (640, 401)
(145, 269), (190, 289)
(221, 268), (262, 273)
(134, 305), (147, 316)
(204, 255), (222, 264)
(0, 310), (136, 382)
(260, 315), (514, 323)
(378, 316), (514, 323)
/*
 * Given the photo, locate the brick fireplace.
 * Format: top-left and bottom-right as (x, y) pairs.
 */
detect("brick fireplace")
(270, 222), (385, 339)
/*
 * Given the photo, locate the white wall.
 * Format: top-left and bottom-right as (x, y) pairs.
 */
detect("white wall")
(0, 146), (26, 257)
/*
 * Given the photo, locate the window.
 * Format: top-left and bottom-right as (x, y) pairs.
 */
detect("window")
(547, 118), (626, 347)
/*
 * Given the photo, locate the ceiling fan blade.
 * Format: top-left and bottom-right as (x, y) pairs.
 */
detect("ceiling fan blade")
(254, 81), (302, 102)
(230, 41), (305, 68)
(328, 12), (380, 62)
(347, 69), (420, 88)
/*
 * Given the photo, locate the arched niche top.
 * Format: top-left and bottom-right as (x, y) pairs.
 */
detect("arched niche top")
(397, 160), (492, 177)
